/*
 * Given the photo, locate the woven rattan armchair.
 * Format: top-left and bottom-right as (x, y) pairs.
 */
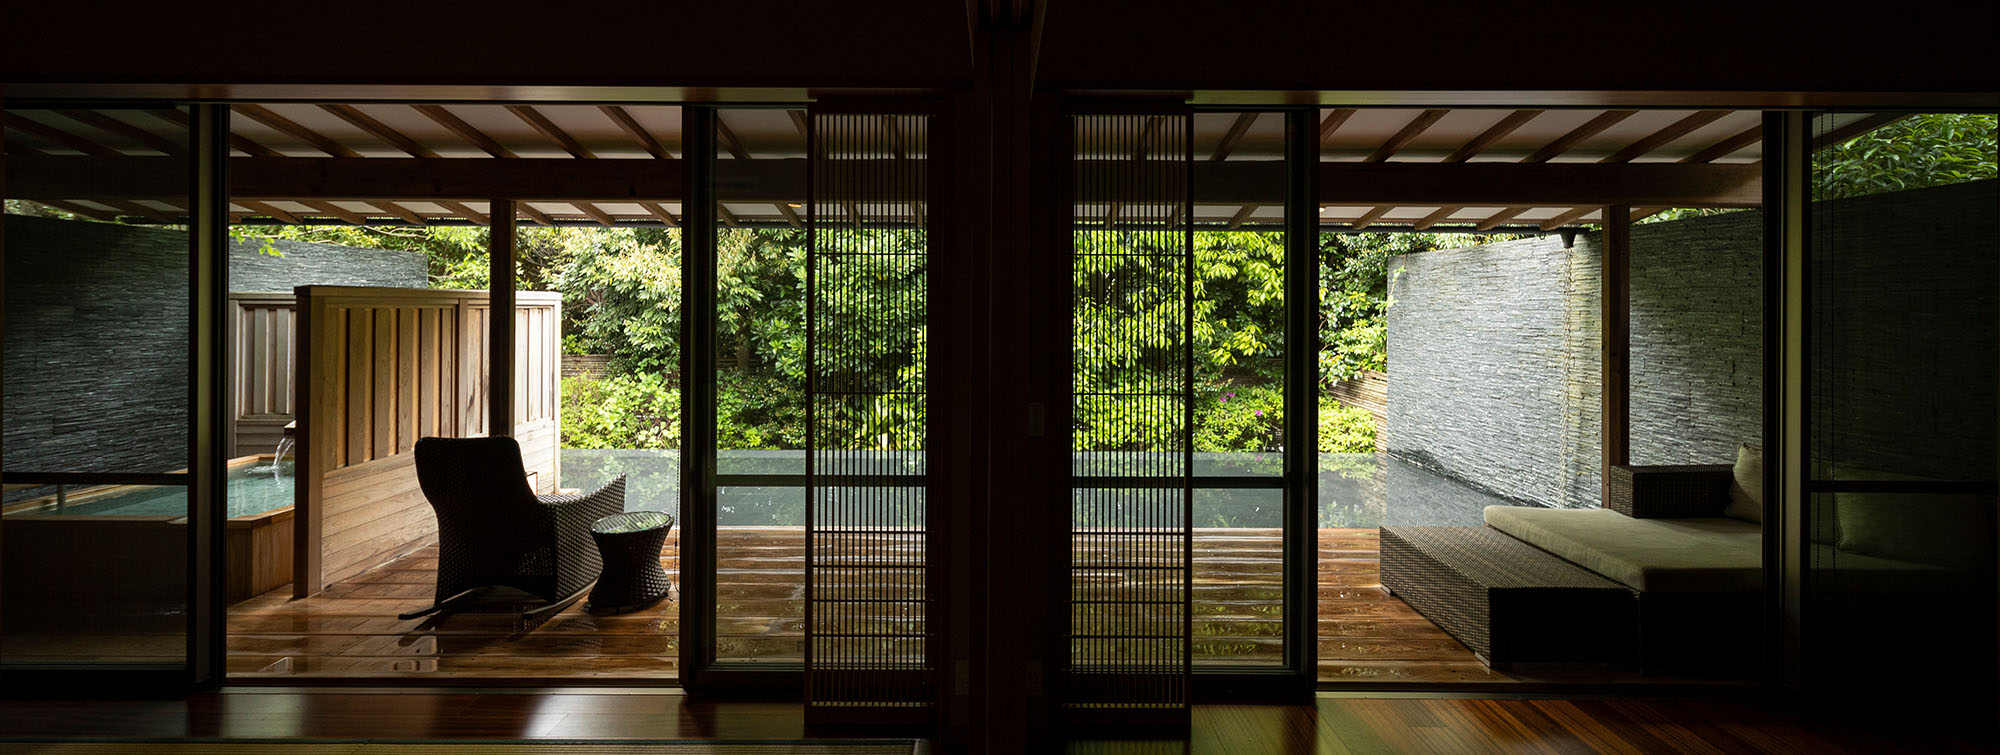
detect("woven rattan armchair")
(398, 436), (626, 621)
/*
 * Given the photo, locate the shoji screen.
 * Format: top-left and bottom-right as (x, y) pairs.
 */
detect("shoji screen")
(805, 111), (935, 724)
(1066, 112), (1193, 726)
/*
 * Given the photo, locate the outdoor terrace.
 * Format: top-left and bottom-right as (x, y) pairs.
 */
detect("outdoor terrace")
(227, 526), (1509, 683)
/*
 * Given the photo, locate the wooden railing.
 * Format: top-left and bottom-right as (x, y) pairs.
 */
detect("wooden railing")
(293, 286), (562, 596)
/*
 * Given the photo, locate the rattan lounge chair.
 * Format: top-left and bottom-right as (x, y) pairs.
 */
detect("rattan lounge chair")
(397, 436), (627, 621)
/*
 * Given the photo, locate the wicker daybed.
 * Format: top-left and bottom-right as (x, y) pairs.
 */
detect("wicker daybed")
(1382, 456), (1764, 673)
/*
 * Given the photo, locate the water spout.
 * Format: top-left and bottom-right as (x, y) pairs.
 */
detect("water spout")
(267, 421), (297, 482)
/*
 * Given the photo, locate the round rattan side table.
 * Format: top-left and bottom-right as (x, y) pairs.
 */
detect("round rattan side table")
(586, 510), (675, 614)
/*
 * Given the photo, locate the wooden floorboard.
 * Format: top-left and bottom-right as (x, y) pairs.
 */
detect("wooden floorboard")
(1, 691), (1992, 753)
(217, 527), (1685, 684)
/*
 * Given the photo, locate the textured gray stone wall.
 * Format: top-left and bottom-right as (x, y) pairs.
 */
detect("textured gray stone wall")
(229, 236), (428, 291)
(4, 216), (191, 474)
(3, 216), (426, 476)
(1390, 211), (1766, 509)
(1386, 235), (1582, 508)
(1388, 179), (1996, 508)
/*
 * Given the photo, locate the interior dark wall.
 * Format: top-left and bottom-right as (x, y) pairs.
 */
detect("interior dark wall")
(0, 2), (972, 88)
(1036, 2), (2000, 95)
(5, 2), (1997, 96)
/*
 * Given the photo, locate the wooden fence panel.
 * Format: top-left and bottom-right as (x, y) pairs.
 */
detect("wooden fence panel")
(289, 287), (563, 596)
(230, 294), (298, 457)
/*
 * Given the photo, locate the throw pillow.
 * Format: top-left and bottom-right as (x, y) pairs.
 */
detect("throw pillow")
(1722, 443), (1763, 523)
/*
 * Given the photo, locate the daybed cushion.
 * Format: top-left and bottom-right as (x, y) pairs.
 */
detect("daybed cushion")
(1721, 444), (1763, 523)
(1834, 491), (1995, 571)
(1483, 506), (1762, 593)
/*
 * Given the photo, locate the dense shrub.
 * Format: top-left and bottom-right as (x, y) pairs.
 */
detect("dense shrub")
(1318, 399), (1377, 454)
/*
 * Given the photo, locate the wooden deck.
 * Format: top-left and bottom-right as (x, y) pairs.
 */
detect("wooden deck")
(226, 527), (1518, 682)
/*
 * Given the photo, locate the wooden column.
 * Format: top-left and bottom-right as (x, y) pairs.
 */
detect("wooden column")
(1602, 203), (1632, 497)
(488, 200), (515, 437)
(189, 104), (231, 684)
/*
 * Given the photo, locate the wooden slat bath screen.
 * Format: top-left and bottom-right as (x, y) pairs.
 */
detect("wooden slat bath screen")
(291, 286), (561, 597)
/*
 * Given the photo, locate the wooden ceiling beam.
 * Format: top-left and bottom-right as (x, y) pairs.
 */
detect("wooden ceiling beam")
(147, 108), (280, 158)
(776, 202), (804, 229)
(106, 199), (175, 223)
(643, 202), (680, 228)
(7, 155), (1761, 207)
(1473, 207), (1529, 230)
(575, 202), (617, 226)
(413, 105), (517, 159)
(714, 117), (753, 160)
(1630, 207), (1667, 222)
(507, 105), (596, 159)
(235, 199), (303, 224)
(1680, 125), (1763, 164)
(884, 115), (907, 159)
(53, 109), (184, 155)
(1412, 205), (1462, 230)
(1601, 110), (1729, 163)
(2, 112), (119, 156)
(34, 199), (120, 222)
(1525, 110), (1637, 163)
(435, 200), (491, 225)
(1444, 110), (1542, 163)
(300, 200), (370, 224)
(1209, 112), (1258, 162)
(375, 201), (429, 225)
(1317, 108), (1356, 144)
(1133, 116), (1165, 161)
(717, 205), (742, 228)
(1350, 206), (1392, 230)
(1813, 113), (1910, 151)
(318, 104), (437, 158)
(599, 105), (671, 159)
(1539, 206), (1597, 230)
(1365, 109), (1449, 163)
(234, 104), (360, 159)
(788, 110), (810, 140)
(1226, 204), (1258, 229)
(516, 203), (554, 226)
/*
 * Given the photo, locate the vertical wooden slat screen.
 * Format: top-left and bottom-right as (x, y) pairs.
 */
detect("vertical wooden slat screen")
(806, 111), (935, 725)
(229, 293), (298, 456)
(288, 286), (562, 597)
(1065, 112), (1193, 726)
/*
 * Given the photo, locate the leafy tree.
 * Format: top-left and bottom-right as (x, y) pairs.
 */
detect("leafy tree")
(1814, 114), (1997, 201)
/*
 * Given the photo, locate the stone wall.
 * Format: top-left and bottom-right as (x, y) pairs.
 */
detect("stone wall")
(229, 235), (429, 292)
(1388, 208), (1765, 509)
(1386, 179), (1996, 508)
(1386, 234), (1585, 508)
(2, 216), (426, 476)
(3, 216), (191, 475)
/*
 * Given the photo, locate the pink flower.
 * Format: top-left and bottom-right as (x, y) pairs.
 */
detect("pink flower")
(1254, 409), (1264, 416)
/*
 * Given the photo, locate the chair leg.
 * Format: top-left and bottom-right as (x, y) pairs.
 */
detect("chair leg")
(522, 579), (596, 620)
(397, 587), (488, 621)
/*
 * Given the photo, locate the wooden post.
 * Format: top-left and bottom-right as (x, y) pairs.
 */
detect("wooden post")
(1602, 203), (1632, 500)
(488, 200), (515, 438)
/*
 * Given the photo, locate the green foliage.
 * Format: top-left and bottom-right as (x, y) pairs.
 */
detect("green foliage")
(1193, 383), (1283, 452)
(555, 228), (684, 373)
(1318, 399), (1376, 454)
(1814, 114), (1998, 201)
(560, 374), (679, 450)
(717, 371), (806, 449)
